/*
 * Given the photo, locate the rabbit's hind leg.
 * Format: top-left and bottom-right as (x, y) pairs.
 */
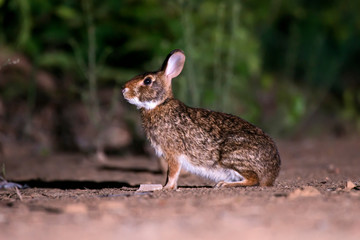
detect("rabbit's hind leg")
(214, 170), (259, 188)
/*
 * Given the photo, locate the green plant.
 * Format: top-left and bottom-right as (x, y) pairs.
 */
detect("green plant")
(70, 0), (120, 159)
(0, 0), (359, 140)
(176, 0), (261, 121)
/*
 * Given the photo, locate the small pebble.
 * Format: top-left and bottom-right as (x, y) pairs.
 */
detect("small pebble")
(346, 180), (355, 190)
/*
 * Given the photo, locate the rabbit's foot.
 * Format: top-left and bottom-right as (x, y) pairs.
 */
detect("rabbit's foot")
(163, 183), (177, 190)
(215, 169), (260, 188)
(214, 181), (256, 188)
(215, 181), (236, 188)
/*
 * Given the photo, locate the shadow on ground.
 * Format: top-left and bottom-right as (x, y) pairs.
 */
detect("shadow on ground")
(12, 179), (133, 190)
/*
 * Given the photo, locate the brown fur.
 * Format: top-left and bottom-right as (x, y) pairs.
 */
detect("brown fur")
(122, 49), (281, 189)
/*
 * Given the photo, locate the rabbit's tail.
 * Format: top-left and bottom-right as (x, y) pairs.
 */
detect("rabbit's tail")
(260, 154), (281, 187)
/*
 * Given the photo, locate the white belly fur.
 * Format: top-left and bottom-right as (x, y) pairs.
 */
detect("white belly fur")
(178, 154), (243, 183)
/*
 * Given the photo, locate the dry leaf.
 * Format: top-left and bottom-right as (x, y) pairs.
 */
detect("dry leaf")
(346, 180), (356, 190)
(137, 184), (163, 192)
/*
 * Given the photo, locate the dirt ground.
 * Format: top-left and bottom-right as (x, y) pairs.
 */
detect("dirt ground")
(0, 136), (359, 240)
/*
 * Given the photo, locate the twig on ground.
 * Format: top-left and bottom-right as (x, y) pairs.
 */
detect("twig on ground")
(15, 187), (23, 201)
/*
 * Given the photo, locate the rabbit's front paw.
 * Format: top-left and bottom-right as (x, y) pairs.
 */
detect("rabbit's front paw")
(163, 183), (177, 190)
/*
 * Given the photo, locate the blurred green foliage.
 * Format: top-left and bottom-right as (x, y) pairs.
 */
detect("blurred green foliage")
(0, 0), (359, 136)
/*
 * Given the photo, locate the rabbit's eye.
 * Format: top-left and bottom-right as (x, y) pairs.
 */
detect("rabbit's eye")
(143, 77), (152, 85)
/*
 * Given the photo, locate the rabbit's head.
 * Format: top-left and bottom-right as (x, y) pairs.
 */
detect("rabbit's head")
(122, 49), (185, 110)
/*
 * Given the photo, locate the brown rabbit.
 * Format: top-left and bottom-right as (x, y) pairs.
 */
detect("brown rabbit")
(122, 49), (280, 190)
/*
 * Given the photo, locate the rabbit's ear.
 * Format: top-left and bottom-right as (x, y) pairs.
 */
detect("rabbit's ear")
(162, 49), (185, 79)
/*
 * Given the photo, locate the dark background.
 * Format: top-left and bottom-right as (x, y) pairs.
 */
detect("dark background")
(0, 0), (359, 156)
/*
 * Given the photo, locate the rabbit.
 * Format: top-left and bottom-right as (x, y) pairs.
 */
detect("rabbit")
(122, 49), (281, 190)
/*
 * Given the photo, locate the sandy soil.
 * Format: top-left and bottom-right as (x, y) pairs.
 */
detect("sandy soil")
(0, 136), (360, 240)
